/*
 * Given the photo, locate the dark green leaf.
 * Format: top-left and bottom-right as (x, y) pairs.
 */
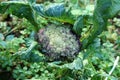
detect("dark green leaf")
(0, 1), (38, 31)
(27, 0), (36, 4)
(33, 3), (75, 24)
(73, 16), (84, 36)
(81, 0), (120, 49)
(73, 15), (93, 36)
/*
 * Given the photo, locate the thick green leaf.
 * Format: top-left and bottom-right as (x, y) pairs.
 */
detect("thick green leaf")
(0, 41), (7, 48)
(27, 0), (36, 4)
(0, 1), (38, 31)
(81, 0), (120, 49)
(73, 15), (92, 36)
(49, 58), (83, 70)
(6, 35), (14, 41)
(73, 16), (84, 36)
(63, 58), (83, 70)
(33, 3), (75, 24)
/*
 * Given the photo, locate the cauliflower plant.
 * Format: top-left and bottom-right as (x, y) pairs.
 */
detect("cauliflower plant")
(37, 24), (80, 61)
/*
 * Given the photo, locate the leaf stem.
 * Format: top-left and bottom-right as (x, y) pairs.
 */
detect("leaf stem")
(88, 58), (96, 72)
(105, 56), (119, 80)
